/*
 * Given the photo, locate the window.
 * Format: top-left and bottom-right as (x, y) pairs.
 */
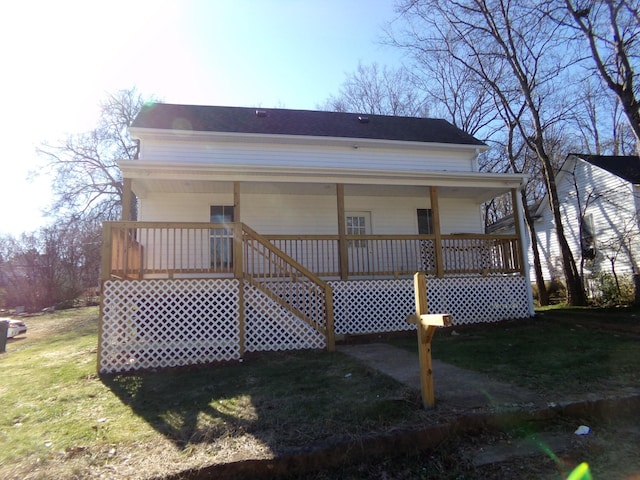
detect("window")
(346, 213), (370, 249)
(210, 206), (234, 268)
(210, 206), (234, 224)
(417, 209), (434, 234)
(417, 209), (435, 271)
(581, 214), (596, 260)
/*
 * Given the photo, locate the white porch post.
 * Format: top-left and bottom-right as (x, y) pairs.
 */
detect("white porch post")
(512, 188), (535, 316)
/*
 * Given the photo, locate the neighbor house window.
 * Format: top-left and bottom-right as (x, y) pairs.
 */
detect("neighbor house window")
(581, 213), (596, 260)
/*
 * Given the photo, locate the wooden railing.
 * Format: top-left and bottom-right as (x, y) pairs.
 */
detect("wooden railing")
(102, 222), (235, 279)
(102, 222), (523, 281)
(241, 224), (334, 350)
(266, 234), (522, 277)
(102, 222), (335, 351)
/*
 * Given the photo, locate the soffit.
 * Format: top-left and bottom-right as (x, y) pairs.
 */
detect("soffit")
(131, 178), (515, 203)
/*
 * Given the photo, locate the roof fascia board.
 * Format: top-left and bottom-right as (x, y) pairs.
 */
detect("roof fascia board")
(129, 126), (490, 153)
(119, 160), (525, 189)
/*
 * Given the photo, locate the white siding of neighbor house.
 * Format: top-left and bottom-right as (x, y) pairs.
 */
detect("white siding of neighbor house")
(530, 158), (640, 283)
(137, 138), (478, 173)
(139, 192), (484, 235)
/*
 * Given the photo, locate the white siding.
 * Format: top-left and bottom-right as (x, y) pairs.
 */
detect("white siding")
(439, 198), (484, 234)
(139, 192), (484, 235)
(530, 158), (640, 282)
(138, 138), (477, 174)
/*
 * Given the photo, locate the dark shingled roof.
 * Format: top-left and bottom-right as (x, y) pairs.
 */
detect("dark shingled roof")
(576, 154), (640, 184)
(131, 103), (486, 146)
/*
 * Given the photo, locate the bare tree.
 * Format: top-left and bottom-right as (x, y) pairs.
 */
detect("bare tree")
(0, 221), (102, 311)
(321, 62), (429, 116)
(36, 88), (151, 223)
(571, 76), (639, 155)
(410, 46), (503, 140)
(562, 0), (640, 155)
(390, 0), (588, 305)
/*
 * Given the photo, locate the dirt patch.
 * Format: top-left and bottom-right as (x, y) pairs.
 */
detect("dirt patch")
(154, 395), (640, 480)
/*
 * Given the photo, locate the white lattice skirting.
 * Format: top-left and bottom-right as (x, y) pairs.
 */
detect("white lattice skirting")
(99, 279), (241, 374)
(99, 275), (531, 373)
(331, 275), (530, 335)
(243, 283), (326, 353)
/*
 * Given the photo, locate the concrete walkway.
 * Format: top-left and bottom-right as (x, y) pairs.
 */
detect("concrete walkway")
(337, 343), (546, 411)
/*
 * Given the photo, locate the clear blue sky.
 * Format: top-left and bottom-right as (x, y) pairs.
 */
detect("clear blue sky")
(0, 0), (406, 235)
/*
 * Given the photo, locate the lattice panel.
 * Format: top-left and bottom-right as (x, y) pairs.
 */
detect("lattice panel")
(331, 275), (531, 334)
(99, 279), (240, 374)
(426, 275), (530, 324)
(330, 279), (416, 335)
(244, 283), (326, 352)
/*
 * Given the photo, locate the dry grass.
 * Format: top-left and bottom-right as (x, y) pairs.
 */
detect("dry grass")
(2, 306), (640, 479)
(0, 307), (426, 480)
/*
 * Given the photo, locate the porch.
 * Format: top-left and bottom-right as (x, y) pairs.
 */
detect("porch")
(98, 220), (531, 374)
(102, 222), (524, 281)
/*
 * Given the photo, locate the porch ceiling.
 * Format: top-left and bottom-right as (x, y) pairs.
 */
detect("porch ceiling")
(130, 178), (513, 202)
(123, 160), (524, 202)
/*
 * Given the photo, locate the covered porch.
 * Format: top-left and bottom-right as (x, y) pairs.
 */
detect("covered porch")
(97, 172), (532, 374)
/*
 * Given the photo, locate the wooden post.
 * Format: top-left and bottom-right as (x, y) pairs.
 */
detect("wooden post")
(407, 272), (452, 408)
(510, 188), (526, 275)
(122, 178), (133, 221)
(234, 222), (245, 357)
(100, 222), (113, 282)
(97, 222), (113, 373)
(233, 183), (245, 356)
(336, 184), (349, 281)
(234, 181), (241, 223)
(324, 284), (336, 352)
(430, 187), (444, 278)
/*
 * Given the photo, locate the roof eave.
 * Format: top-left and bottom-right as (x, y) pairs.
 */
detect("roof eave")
(119, 159), (525, 188)
(129, 126), (489, 152)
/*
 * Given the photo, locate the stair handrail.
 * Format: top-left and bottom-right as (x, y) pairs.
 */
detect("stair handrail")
(241, 223), (335, 351)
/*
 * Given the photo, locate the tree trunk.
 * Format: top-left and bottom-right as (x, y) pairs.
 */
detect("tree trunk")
(541, 156), (587, 306)
(521, 190), (549, 306)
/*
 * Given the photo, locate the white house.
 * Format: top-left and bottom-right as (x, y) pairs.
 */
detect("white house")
(494, 154), (640, 299)
(98, 104), (532, 373)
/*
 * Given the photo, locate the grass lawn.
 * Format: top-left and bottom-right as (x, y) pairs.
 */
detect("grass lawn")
(1, 306), (639, 479)
(0, 307), (423, 479)
(388, 308), (640, 399)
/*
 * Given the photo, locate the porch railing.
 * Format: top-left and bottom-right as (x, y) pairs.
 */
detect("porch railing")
(101, 221), (335, 351)
(266, 234), (522, 277)
(241, 224), (335, 350)
(102, 222), (523, 281)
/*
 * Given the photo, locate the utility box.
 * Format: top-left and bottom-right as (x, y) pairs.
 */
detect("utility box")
(0, 320), (8, 354)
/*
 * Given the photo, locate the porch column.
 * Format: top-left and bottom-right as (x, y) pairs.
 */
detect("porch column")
(511, 188), (535, 316)
(336, 183), (349, 281)
(233, 222), (246, 356)
(233, 182), (245, 356)
(233, 181), (241, 222)
(430, 186), (444, 278)
(121, 178), (133, 221)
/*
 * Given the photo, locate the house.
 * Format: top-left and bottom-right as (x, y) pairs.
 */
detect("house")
(491, 154), (640, 300)
(98, 104), (533, 373)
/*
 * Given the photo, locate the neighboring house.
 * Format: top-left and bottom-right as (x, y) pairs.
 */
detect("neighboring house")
(98, 104), (532, 373)
(490, 154), (640, 298)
